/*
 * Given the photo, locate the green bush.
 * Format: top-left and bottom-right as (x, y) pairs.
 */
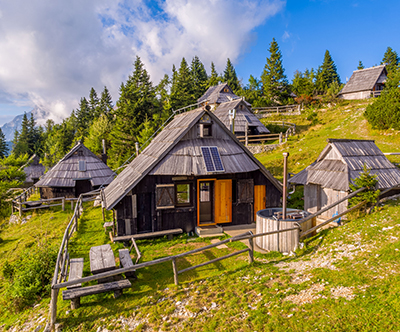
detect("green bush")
(2, 243), (57, 311)
(349, 164), (380, 209)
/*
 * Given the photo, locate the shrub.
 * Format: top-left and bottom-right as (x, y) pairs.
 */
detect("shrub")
(349, 164), (380, 209)
(2, 242), (57, 311)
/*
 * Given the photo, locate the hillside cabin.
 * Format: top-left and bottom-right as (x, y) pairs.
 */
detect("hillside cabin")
(35, 142), (115, 199)
(289, 139), (400, 220)
(198, 82), (270, 136)
(23, 154), (45, 186)
(338, 65), (387, 100)
(103, 107), (282, 237)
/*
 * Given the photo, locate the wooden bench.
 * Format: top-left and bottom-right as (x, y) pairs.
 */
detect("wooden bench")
(62, 279), (132, 308)
(66, 258), (84, 309)
(118, 249), (136, 279)
(112, 228), (183, 243)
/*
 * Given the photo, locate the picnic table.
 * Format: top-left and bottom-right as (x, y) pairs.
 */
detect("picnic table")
(89, 244), (116, 283)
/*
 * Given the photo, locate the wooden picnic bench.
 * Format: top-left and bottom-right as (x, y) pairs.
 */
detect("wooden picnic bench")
(118, 249), (136, 279)
(65, 258), (84, 309)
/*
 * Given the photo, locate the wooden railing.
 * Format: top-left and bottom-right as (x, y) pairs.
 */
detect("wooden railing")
(371, 91), (382, 98)
(49, 190), (100, 327)
(237, 122), (296, 146)
(253, 104), (301, 117)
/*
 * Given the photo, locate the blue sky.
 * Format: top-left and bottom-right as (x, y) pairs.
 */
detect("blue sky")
(0, 0), (399, 126)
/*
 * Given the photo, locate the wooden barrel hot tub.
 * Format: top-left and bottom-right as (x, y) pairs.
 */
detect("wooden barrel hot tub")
(256, 208), (314, 253)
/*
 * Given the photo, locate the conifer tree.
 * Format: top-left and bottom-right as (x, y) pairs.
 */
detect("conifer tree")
(381, 47), (399, 75)
(315, 50), (340, 93)
(261, 38), (288, 105)
(89, 87), (100, 118)
(357, 61), (365, 70)
(108, 56), (157, 168)
(190, 56), (208, 100)
(75, 97), (91, 138)
(12, 113), (30, 156)
(99, 86), (113, 117)
(0, 128), (7, 158)
(223, 58), (240, 92)
(291, 69), (315, 97)
(207, 62), (221, 87)
(239, 75), (263, 106)
(170, 58), (195, 110)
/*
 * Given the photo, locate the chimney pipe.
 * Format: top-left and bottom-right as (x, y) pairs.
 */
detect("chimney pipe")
(102, 139), (106, 154)
(135, 142), (140, 156)
(282, 152), (289, 220)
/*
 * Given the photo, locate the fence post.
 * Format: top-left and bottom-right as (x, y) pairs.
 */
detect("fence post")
(71, 200), (74, 211)
(285, 131), (288, 142)
(279, 132), (282, 144)
(62, 197), (65, 211)
(11, 202), (14, 215)
(50, 288), (59, 329)
(248, 237), (254, 264)
(172, 258), (179, 285)
(245, 122), (248, 147)
(19, 201), (22, 217)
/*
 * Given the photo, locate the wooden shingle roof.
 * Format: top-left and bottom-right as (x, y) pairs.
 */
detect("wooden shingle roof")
(339, 65), (387, 95)
(289, 139), (400, 191)
(35, 142), (115, 188)
(214, 99), (270, 134)
(198, 83), (242, 104)
(104, 107), (282, 210)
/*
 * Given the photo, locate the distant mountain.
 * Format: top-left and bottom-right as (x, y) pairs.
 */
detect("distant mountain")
(0, 107), (51, 141)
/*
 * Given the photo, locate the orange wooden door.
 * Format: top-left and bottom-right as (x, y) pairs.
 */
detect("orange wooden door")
(215, 179), (232, 224)
(254, 185), (266, 221)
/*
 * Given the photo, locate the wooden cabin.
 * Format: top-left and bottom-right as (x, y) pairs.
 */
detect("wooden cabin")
(103, 107), (282, 236)
(289, 139), (400, 219)
(35, 142), (115, 199)
(338, 65), (387, 100)
(23, 154), (45, 185)
(198, 82), (270, 136)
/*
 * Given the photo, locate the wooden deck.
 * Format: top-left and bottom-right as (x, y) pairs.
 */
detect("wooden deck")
(111, 228), (183, 242)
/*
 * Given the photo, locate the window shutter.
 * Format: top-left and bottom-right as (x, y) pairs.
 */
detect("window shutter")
(156, 184), (175, 209)
(238, 179), (254, 203)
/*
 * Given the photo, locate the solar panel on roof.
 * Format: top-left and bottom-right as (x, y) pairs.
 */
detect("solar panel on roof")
(201, 147), (224, 172)
(210, 147), (224, 171)
(201, 147), (215, 172)
(244, 115), (252, 123)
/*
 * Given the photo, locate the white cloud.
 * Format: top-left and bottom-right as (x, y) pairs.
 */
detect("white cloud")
(282, 31), (291, 41)
(0, 0), (285, 123)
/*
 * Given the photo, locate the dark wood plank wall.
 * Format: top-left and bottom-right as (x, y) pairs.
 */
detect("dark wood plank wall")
(115, 169), (281, 236)
(40, 187), (76, 199)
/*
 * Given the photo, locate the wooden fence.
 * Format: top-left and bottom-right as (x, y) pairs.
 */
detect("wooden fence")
(253, 104), (301, 117)
(50, 190), (100, 327)
(237, 122), (296, 146)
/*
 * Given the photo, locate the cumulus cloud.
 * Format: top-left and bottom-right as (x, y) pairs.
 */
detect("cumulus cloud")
(0, 0), (285, 122)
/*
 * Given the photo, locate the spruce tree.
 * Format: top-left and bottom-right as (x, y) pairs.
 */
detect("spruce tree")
(357, 61), (365, 70)
(223, 58), (240, 92)
(12, 113), (30, 157)
(190, 56), (208, 100)
(75, 97), (91, 138)
(89, 87), (100, 119)
(207, 62), (221, 87)
(0, 128), (7, 158)
(170, 58), (195, 110)
(108, 56), (157, 168)
(315, 50), (340, 93)
(381, 47), (399, 75)
(291, 69), (315, 97)
(99, 86), (113, 117)
(261, 38), (288, 105)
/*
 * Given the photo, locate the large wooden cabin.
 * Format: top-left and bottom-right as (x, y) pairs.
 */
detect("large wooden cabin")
(103, 107), (282, 236)
(35, 142), (115, 199)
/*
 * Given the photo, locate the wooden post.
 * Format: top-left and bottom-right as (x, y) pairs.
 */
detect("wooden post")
(245, 122), (248, 147)
(19, 202), (22, 217)
(50, 288), (59, 329)
(279, 132), (282, 144)
(102, 207), (105, 222)
(11, 202), (14, 214)
(285, 131), (288, 142)
(71, 200), (74, 211)
(248, 237), (254, 264)
(172, 258), (179, 285)
(62, 197), (65, 211)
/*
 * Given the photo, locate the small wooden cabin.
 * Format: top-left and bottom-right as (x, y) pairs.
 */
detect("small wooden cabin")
(289, 139), (400, 219)
(23, 154), (45, 185)
(338, 65), (387, 100)
(35, 142), (115, 199)
(198, 82), (244, 109)
(103, 107), (282, 236)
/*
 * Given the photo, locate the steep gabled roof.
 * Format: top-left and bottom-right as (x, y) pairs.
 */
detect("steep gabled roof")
(23, 154), (45, 183)
(214, 99), (270, 134)
(104, 107), (282, 210)
(339, 65), (387, 95)
(198, 83), (242, 104)
(35, 142), (115, 188)
(289, 139), (400, 191)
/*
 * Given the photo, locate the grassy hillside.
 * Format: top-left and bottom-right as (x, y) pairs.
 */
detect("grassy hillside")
(1, 100), (400, 331)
